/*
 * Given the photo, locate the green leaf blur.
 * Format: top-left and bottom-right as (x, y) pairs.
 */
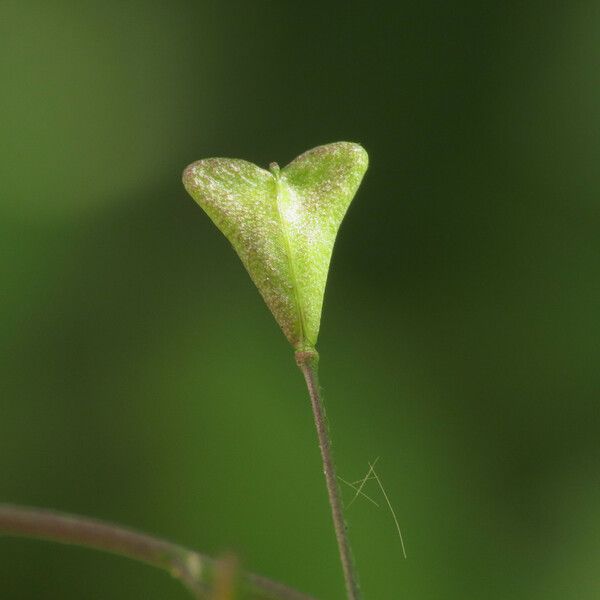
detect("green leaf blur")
(1, 2), (599, 600)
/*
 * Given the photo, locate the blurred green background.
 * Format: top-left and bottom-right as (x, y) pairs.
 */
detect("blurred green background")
(1, 1), (599, 599)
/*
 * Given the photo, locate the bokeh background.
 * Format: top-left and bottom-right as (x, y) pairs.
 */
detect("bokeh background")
(1, 2), (599, 599)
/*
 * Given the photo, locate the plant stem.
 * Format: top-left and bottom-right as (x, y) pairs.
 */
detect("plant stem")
(0, 503), (315, 600)
(295, 350), (361, 600)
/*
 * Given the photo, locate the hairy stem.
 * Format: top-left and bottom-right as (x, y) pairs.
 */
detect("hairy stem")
(295, 351), (361, 600)
(0, 503), (314, 600)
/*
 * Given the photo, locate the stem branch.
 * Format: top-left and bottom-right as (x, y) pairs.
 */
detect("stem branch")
(295, 350), (361, 600)
(0, 503), (314, 600)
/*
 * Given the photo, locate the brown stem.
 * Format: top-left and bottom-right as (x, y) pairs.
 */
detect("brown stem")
(295, 350), (361, 600)
(0, 503), (315, 600)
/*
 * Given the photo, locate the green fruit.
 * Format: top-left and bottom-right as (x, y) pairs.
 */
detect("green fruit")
(183, 142), (368, 351)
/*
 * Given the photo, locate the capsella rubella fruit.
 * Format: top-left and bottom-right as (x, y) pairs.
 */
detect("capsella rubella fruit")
(182, 141), (368, 352)
(183, 142), (369, 599)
